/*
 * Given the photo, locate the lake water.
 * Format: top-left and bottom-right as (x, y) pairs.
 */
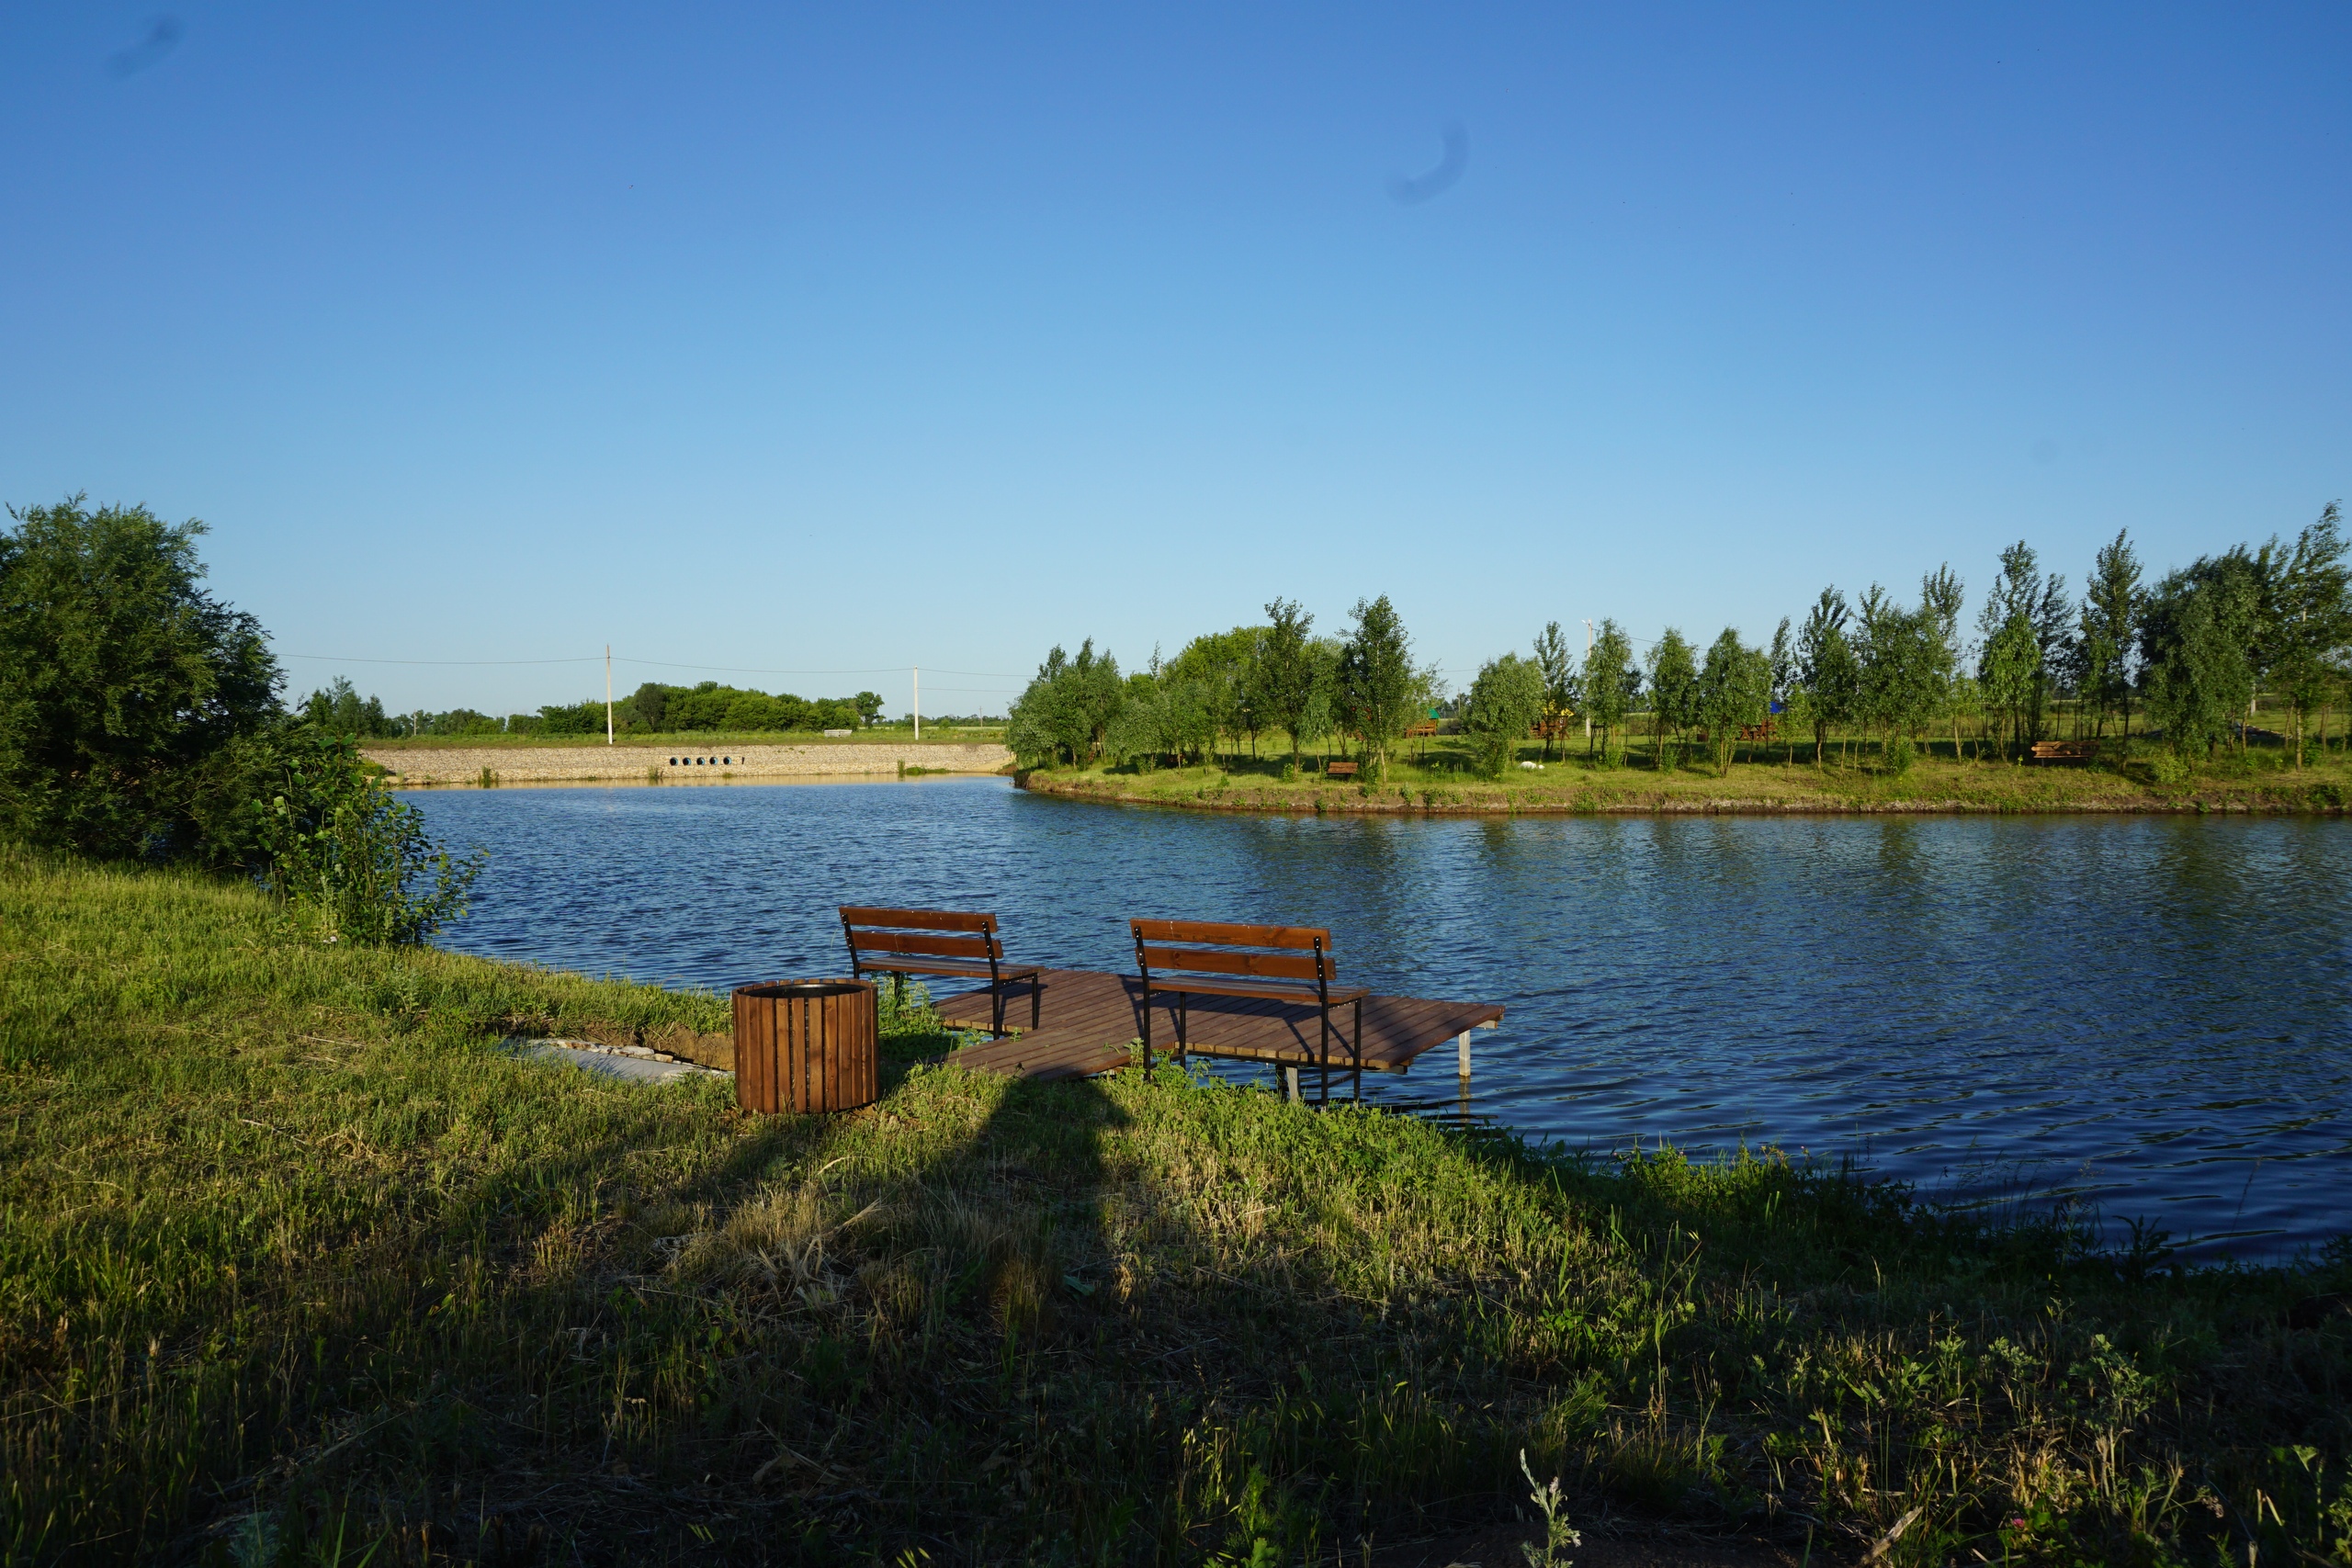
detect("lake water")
(407, 778), (2352, 1261)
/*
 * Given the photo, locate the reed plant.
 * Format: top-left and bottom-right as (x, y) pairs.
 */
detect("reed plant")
(2, 849), (2346, 1564)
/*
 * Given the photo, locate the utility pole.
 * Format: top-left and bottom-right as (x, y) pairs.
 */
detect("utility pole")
(605, 646), (615, 744)
(1582, 620), (1594, 742)
(912, 667), (920, 740)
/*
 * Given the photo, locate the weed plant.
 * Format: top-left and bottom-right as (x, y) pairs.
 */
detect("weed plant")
(2, 850), (2348, 1564)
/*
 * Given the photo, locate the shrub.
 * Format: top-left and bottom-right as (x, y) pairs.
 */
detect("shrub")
(252, 730), (484, 944)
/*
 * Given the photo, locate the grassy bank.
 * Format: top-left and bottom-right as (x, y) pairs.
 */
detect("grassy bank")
(1020, 740), (2352, 816)
(4, 853), (2348, 1564)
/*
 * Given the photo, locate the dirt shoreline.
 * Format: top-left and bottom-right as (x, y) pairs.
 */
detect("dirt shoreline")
(368, 741), (1013, 786)
(1017, 771), (2348, 817)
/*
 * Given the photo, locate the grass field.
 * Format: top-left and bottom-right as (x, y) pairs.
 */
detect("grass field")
(1020, 736), (2352, 817)
(3, 852), (2348, 1564)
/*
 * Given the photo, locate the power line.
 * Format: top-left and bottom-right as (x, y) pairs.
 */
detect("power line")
(278, 651), (1024, 679)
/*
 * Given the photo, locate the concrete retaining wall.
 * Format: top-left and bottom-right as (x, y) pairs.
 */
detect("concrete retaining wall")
(368, 742), (1013, 786)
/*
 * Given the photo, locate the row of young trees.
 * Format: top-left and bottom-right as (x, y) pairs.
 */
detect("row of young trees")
(1010, 503), (2352, 780)
(298, 679), (891, 739)
(1008, 596), (1440, 777)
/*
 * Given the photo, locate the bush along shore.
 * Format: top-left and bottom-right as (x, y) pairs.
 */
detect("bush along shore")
(5, 850), (2349, 1565)
(1017, 743), (2352, 817)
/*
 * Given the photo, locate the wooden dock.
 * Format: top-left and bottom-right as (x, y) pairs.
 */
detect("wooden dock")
(925, 968), (1503, 1090)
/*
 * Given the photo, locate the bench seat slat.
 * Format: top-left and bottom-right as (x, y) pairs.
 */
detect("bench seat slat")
(840, 907), (996, 932)
(851, 930), (994, 961)
(1130, 919), (1329, 950)
(856, 955), (1043, 981)
(1149, 975), (1368, 1005)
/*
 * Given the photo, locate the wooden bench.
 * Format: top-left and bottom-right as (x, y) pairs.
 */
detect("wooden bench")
(1403, 720), (1440, 739)
(839, 908), (1043, 1037)
(1322, 760), (1360, 780)
(2030, 740), (2100, 763)
(1130, 919), (1369, 1100)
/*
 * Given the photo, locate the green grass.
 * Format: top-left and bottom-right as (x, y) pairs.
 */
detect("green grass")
(1023, 733), (2352, 816)
(3, 851), (2349, 1564)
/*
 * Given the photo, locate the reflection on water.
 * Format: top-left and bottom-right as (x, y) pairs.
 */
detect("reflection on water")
(409, 778), (2352, 1259)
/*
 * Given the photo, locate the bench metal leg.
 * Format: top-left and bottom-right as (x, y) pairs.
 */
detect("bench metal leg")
(1176, 994), (1189, 1072)
(1030, 976), (1042, 1032)
(1353, 997), (1364, 1100)
(1139, 980), (1154, 1081)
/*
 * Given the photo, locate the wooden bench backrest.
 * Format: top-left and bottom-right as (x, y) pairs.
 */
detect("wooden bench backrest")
(840, 907), (1002, 964)
(1130, 919), (1337, 986)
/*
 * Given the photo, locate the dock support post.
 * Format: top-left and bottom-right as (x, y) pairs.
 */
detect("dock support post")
(1283, 1066), (1300, 1103)
(1456, 1030), (1472, 1080)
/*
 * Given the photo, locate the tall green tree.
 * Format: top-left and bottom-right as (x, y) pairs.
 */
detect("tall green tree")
(1252, 598), (1317, 767)
(1462, 653), (1547, 776)
(1796, 589), (1859, 766)
(1581, 619), (1634, 763)
(1976, 542), (2072, 754)
(1646, 629), (1699, 770)
(1696, 627), (1772, 776)
(1919, 564), (1966, 761)
(2267, 503), (2350, 766)
(1336, 596), (1415, 780)
(1766, 617), (1794, 763)
(2075, 532), (2143, 742)
(1006, 640), (1125, 767)
(1532, 621), (1577, 761)
(2140, 560), (2261, 759)
(0, 497), (280, 860)
(1169, 627), (1261, 765)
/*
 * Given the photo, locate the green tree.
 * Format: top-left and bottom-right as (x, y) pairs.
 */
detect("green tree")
(1336, 596), (1415, 780)
(1168, 627), (1259, 765)
(1646, 629), (1700, 770)
(2141, 559), (2261, 759)
(0, 497), (280, 861)
(1252, 598), (1317, 768)
(251, 729), (484, 944)
(1766, 617), (1794, 762)
(628, 682), (669, 731)
(1919, 564), (1966, 761)
(2267, 502), (2349, 767)
(1462, 652), (1546, 777)
(299, 677), (397, 739)
(1581, 619), (1634, 763)
(854, 691), (885, 728)
(1532, 621), (1577, 761)
(1796, 590), (1858, 766)
(1007, 640), (1125, 767)
(1976, 542), (2072, 753)
(2078, 532), (2143, 741)
(1696, 627), (1772, 776)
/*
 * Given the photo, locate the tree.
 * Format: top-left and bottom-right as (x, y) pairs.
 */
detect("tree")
(1168, 627), (1260, 765)
(854, 691), (885, 728)
(1253, 598), (1317, 768)
(1976, 542), (2072, 753)
(2141, 561), (2260, 759)
(1532, 622), (1577, 761)
(1796, 590), (1858, 767)
(2078, 532), (2143, 742)
(1006, 639), (1125, 767)
(1336, 596), (1415, 780)
(1766, 617), (1794, 763)
(1696, 628), (1771, 776)
(0, 497), (280, 861)
(1462, 653), (1546, 776)
(251, 728), (483, 944)
(1919, 565), (1966, 761)
(2267, 502), (2350, 767)
(299, 677), (397, 739)
(1581, 619), (1635, 763)
(1646, 629), (1699, 770)
(630, 682), (669, 731)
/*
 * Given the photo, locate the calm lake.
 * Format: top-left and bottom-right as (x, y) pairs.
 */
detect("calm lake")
(406, 778), (2352, 1261)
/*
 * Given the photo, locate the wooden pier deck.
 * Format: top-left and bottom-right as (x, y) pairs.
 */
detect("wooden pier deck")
(924, 968), (1503, 1086)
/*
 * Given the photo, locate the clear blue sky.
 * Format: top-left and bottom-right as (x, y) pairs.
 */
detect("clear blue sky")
(6, 5), (2346, 717)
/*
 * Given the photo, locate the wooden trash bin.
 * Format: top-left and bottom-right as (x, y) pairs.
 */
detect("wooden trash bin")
(732, 978), (878, 1114)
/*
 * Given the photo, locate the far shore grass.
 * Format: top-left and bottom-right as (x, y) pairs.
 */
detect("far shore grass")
(4, 850), (2349, 1563)
(1022, 735), (2352, 816)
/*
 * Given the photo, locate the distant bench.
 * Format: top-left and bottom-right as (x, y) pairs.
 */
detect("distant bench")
(840, 907), (1042, 1037)
(1323, 760), (1360, 780)
(2030, 740), (2101, 763)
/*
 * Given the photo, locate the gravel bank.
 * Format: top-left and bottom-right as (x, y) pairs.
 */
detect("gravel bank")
(368, 742), (1012, 785)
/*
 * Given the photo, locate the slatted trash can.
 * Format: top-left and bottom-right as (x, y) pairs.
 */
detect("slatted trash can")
(732, 978), (879, 1114)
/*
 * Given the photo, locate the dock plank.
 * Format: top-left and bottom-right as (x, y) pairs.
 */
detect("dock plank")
(924, 967), (1501, 1084)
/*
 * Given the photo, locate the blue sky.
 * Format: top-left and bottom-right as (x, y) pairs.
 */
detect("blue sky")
(5, 4), (2346, 717)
